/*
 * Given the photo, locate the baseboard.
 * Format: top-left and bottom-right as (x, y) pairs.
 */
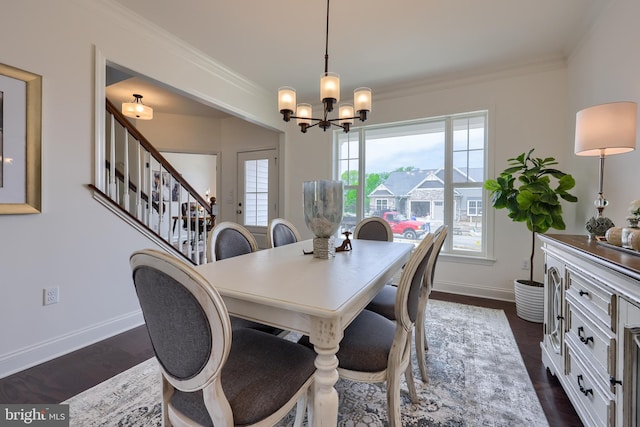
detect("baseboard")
(433, 279), (515, 302)
(0, 310), (144, 379)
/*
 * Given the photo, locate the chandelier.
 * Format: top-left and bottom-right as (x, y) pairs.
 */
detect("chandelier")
(277, 0), (371, 133)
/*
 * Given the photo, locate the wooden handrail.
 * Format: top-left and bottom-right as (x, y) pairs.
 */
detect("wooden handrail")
(105, 98), (212, 216)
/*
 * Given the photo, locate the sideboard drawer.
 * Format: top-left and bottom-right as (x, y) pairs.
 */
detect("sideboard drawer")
(567, 267), (616, 330)
(566, 346), (615, 427)
(566, 301), (616, 386)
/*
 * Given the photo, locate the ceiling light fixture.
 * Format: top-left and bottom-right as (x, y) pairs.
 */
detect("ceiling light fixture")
(278, 0), (371, 133)
(122, 94), (153, 120)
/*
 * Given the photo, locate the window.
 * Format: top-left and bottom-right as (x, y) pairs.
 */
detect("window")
(243, 158), (269, 226)
(467, 199), (482, 217)
(335, 111), (487, 257)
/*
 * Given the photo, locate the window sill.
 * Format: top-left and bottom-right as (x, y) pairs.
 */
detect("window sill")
(439, 253), (496, 266)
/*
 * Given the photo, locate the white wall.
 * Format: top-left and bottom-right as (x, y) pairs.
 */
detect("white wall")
(284, 63), (570, 301)
(0, 0), (283, 378)
(566, 0), (640, 231)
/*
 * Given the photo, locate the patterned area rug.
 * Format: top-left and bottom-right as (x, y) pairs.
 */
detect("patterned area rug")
(64, 300), (548, 426)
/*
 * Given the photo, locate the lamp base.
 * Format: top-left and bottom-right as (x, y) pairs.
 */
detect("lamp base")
(585, 216), (615, 239)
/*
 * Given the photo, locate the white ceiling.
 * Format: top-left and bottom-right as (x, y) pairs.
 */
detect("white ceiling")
(108, 0), (610, 117)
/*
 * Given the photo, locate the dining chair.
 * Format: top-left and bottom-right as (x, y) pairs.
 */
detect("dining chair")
(355, 217), (396, 320)
(208, 221), (259, 262)
(301, 233), (435, 426)
(130, 249), (315, 427)
(414, 225), (447, 381)
(267, 218), (302, 248)
(207, 221), (283, 335)
(353, 216), (394, 242)
(366, 225), (448, 383)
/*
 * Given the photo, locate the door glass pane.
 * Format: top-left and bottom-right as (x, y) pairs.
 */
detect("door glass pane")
(244, 159), (269, 226)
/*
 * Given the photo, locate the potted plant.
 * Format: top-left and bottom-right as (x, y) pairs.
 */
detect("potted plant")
(484, 149), (577, 322)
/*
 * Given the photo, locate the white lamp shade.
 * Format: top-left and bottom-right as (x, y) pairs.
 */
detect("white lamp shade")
(339, 103), (354, 125)
(320, 72), (340, 102)
(296, 103), (312, 125)
(354, 87), (372, 113)
(575, 101), (637, 156)
(278, 87), (296, 112)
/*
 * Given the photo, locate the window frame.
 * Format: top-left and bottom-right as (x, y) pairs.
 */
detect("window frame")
(334, 111), (493, 261)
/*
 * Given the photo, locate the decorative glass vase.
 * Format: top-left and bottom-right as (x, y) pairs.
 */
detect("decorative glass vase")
(303, 180), (344, 259)
(622, 217), (640, 249)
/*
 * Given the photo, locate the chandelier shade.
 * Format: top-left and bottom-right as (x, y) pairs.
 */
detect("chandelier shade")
(277, 0), (371, 133)
(122, 94), (153, 120)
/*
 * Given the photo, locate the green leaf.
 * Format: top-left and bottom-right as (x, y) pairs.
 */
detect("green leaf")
(483, 179), (501, 192)
(556, 174), (576, 192)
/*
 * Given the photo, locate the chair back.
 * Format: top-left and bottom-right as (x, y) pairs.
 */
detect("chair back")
(267, 218), (302, 248)
(208, 221), (258, 262)
(130, 249), (231, 394)
(354, 217), (393, 242)
(425, 225), (448, 291)
(395, 233), (435, 328)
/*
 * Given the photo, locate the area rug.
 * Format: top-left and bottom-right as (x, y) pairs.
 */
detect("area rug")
(63, 300), (548, 426)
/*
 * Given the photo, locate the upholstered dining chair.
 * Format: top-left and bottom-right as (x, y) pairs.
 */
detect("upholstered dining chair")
(353, 216), (394, 242)
(130, 249), (315, 427)
(366, 225), (448, 383)
(208, 221), (282, 334)
(208, 221), (259, 262)
(414, 225), (447, 381)
(267, 218), (302, 248)
(300, 233), (436, 426)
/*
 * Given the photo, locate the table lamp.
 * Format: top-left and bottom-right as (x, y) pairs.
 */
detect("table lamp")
(575, 101), (638, 238)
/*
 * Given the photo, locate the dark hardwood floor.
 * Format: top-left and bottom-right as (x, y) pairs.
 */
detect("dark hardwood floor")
(0, 292), (582, 426)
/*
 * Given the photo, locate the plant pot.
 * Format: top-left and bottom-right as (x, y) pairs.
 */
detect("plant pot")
(514, 279), (544, 323)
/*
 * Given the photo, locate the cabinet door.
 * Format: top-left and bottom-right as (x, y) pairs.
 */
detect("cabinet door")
(617, 298), (640, 426)
(543, 252), (566, 374)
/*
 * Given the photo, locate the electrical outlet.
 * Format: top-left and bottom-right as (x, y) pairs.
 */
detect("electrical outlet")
(43, 287), (60, 305)
(521, 260), (530, 270)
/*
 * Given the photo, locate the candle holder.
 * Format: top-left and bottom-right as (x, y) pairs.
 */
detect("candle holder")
(303, 180), (343, 259)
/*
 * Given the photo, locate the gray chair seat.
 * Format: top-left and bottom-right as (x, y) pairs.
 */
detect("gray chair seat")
(171, 328), (316, 426)
(366, 285), (397, 321)
(299, 310), (395, 373)
(230, 316), (284, 335)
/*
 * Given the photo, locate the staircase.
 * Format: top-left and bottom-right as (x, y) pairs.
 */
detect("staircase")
(89, 98), (214, 265)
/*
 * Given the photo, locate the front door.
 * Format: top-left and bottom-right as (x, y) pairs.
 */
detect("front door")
(237, 149), (278, 246)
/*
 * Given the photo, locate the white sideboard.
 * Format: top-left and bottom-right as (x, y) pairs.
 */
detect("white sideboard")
(540, 234), (640, 427)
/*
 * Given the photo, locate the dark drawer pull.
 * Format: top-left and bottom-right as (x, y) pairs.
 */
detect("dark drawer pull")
(577, 326), (594, 344)
(610, 376), (622, 386)
(579, 290), (589, 297)
(556, 315), (564, 320)
(577, 375), (593, 396)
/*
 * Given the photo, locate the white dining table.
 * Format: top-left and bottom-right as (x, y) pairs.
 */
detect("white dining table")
(193, 238), (414, 426)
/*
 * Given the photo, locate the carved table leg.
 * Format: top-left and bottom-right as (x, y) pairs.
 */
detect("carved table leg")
(310, 317), (342, 426)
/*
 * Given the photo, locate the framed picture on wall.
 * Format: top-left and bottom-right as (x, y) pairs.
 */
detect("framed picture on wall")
(152, 171), (179, 202)
(0, 63), (42, 214)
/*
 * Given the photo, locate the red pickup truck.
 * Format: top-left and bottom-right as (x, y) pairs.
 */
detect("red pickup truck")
(381, 211), (428, 240)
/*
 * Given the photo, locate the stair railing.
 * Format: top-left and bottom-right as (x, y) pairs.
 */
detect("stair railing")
(90, 98), (214, 265)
